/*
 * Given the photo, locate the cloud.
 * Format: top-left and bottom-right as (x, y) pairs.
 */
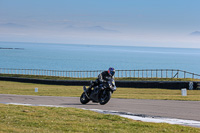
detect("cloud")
(190, 31), (200, 36)
(0, 23), (28, 28)
(64, 25), (120, 33)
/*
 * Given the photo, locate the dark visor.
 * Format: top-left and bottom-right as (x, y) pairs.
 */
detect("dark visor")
(110, 71), (115, 76)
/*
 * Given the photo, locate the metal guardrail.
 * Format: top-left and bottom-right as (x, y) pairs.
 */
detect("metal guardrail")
(0, 68), (200, 79)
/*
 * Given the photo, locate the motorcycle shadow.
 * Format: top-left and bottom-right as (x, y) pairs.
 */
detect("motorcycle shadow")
(60, 103), (99, 106)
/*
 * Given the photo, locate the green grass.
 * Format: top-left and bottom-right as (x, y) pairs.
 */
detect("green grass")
(1, 73), (200, 81)
(115, 87), (200, 101)
(1, 81), (200, 101)
(0, 81), (82, 97)
(0, 104), (199, 133)
(0, 81), (200, 132)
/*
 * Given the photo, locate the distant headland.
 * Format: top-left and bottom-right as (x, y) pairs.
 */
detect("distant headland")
(0, 47), (24, 50)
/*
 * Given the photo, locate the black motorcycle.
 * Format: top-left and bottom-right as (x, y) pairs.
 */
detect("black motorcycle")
(80, 78), (117, 105)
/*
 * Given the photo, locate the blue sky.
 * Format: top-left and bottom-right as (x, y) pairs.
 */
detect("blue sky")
(0, 0), (200, 48)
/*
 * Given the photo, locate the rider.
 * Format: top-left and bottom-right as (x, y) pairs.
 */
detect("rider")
(84, 67), (115, 95)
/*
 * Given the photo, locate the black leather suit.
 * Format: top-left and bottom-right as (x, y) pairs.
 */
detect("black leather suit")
(87, 71), (114, 93)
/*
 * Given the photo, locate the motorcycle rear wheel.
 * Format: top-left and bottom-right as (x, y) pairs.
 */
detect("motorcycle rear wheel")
(80, 92), (90, 104)
(99, 90), (111, 105)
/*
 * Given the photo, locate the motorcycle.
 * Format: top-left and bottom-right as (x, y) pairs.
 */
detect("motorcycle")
(80, 78), (117, 105)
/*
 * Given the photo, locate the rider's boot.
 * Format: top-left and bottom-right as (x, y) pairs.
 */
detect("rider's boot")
(83, 81), (95, 98)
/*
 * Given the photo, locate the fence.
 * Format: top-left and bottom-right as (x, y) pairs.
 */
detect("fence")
(0, 68), (200, 79)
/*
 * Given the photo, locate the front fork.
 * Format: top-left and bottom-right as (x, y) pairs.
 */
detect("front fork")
(83, 86), (90, 99)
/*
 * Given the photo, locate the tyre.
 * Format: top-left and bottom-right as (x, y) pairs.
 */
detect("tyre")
(80, 92), (90, 104)
(99, 90), (111, 105)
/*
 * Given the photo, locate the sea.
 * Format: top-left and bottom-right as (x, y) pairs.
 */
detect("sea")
(0, 41), (200, 74)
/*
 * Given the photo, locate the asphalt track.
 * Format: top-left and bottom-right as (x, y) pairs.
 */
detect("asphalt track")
(1, 94), (200, 122)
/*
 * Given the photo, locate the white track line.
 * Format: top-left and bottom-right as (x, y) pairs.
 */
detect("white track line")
(87, 109), (200, 128)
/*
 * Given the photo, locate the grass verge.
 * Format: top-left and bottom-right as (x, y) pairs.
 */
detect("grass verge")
(0, 104), (200, 133)
(1, 81), (200, 101)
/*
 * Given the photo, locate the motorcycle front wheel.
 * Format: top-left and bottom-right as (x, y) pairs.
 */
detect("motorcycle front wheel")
(99, 90), (111, 105)
(80, 92), (90, 104)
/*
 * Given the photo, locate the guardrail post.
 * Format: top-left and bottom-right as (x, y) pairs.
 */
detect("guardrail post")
(184, 71), (186, 79)
(146, 70), (148, 78)
(177, 70), (179, 78)
(118, 70), (119, 78)
(138, 70), (139, 78)
(156, 69), (158, 78)
(142, 70), (143, 78)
